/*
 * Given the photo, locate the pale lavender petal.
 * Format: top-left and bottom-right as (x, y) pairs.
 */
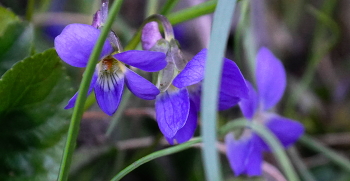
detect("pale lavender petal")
(65, 72), (98, 109)
(141, 21), (162, 51)
(124, 68), (160, 100)
(166, 100), (198, 144)
(238, 81), (259, 119)
(94, 72), (125, 116)
(218, 59), (249, 110)
(172, 49), (207, 88)
(256, 47), (286, 110)
(155, 88), (190, 138)
(264, 115), (304, 150)
(225, 133), (252, 176)
(113, 50), (166, 72)
(54, 23), (113, 67)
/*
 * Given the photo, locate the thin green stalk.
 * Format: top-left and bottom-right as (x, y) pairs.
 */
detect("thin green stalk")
(145, 0), (158, 17)
(26, 0), (35, 21)
(201, 0), (236, 180)
(57, 1), (124, 181)
(167, 0), (217, 25)
(105, 90), (132, 137)
(110, 138), (202, 181)
(299, 135), (350, 172)
(220, 119), (299, 181)
(160, 0), (180, 15)
(124, 0), (217, 51)
(234, 0), (250, 71)
(288, 147), (316, 181)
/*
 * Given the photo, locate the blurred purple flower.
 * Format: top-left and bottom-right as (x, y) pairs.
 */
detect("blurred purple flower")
(157, 49), (249, 144)
(225, 47), (304, 176)
(54, 23), (166, 116)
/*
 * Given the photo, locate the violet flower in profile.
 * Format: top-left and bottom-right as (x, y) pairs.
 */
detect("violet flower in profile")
(225, 47), (304, 176)
(54, 23), (166, 116)
(158, 49), (248, 144)
(141, 20), (248, 144)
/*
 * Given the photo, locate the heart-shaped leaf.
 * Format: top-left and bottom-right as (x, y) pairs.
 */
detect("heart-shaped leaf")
(0, 48), (73, 180)
(0, 6), (34, 75)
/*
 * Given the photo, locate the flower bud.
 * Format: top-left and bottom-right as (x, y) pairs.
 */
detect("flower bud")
(142, 21), (162, 51)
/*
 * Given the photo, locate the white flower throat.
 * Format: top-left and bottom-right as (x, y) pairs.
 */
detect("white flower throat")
(97, 56), (125, 91)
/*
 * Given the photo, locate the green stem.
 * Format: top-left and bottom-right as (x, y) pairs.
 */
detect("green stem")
(26, 0), (35, 21)
(167, 0), (217, 25)
(110, 138), (202, 181)
(105, 90), (132, 137)
(160, 0), (180, 15)
(299, 135), (350, 172)
(201, 0), (236, 180)
(145, 0), (158, 17)
(220, 119), (299, 181)
(124, 0), (217, 51)
(57, 1), (124, 181)
(234, 0), (250, 71)
(288, 146), (316, 181)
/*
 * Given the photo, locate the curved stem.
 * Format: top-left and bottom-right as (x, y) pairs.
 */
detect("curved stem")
(57, 1), (124, 181)
(288, 147), (316, 181)
(201, 0), (237, 180)
(160, 0), (180, 15)
(143, 14), (175, 41)
(299, 135), (350, 172)
(220, 119), (299, 181)
(124, 0), (217, 51)
(110, 138), (202, 181)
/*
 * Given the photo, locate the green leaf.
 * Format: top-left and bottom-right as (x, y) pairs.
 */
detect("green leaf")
(0, 6), (20, 35)
(0, 49), (73, 181)
(0, 6), (34, 75)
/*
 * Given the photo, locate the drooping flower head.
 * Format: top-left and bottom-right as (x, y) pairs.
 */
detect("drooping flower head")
(225, 47), (304, 176)
(141, 17), (249, 144)
(54, 2), (167, 116)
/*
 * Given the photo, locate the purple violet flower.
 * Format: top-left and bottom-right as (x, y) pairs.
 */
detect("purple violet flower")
(141, 20), (248, 144)
(158, 49), (249, 144)
(225, 47), (305, 176)
(54, 23), (167, 116)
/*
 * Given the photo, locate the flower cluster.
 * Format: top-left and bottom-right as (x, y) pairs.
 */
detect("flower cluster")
(54, 0), (305, 177)
(225, 47), (304, 176)
(141, 21), (249, 144)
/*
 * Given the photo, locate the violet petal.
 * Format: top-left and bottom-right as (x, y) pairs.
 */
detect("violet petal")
(54, 23), (113, 67)
(264, 114), (304, 150)
(225, 133), (252, 176)
(124, 68), (160, 100)
(256, 47), (286, 110)
(172, 49), (207, 88)
(218, 59), (249, 110)
(113, 50), (166, 72)
(238, 81), (259, 119)
(166, 100), (198, 144)
(155, 88), (190, 138)
(94, 72), (125, 116)
(244, 135), (263, 176)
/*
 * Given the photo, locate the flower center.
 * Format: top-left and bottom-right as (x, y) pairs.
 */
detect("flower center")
(102, 57), (115, 71)
(96, 56), (125, 92)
